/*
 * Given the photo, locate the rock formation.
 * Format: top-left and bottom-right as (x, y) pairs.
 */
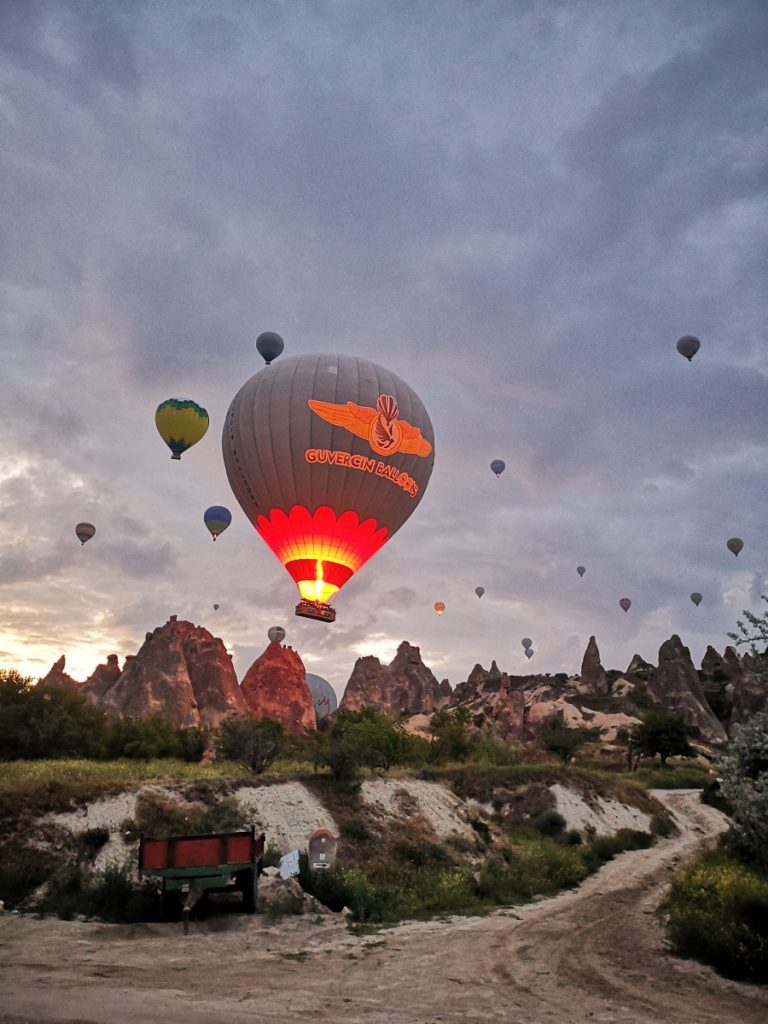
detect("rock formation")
(101, 617), (248, 729)
(82, 654), (122, 701)
(38, 655), (80, 690)
(579, 636), (608, 693)
(340, 641), (450, 715)
(240, 641), (315, 733)
(647, 635), (726, 742)
(626, 653), (653, 677)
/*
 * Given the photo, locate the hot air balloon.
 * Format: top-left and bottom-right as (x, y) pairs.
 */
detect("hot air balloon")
(490, 459), (505, 477)
(521, 637), (532, 649)
(256, 332), (284, 365)
(75, 522), (95, 546)
(475, 586), (485, 598)
(676, 335), (700, 362)
(213, 603), (220, 611)
(306, 673), (338, 722)
(268, 625), (286, 644)
(434, 601), (445, 615)
(690, 592), (702, 606)
(577, 565), (586, 578)
(524, 648), (534, 659)
(222, 354), (435, 622)
(619, 597), (631, 613)
(204, 505), (232, 541)
(155, 399), (209, 460)
(727, 537), (743, 557)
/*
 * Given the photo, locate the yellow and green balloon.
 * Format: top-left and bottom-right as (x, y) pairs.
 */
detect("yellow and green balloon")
(155, 398), (209, 460)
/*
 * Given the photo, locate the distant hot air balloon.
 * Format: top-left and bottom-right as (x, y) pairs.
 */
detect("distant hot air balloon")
(222, 354), (435, 622)
(306, 673), (338, 722)
(204, 505), (232, 541)
(690, 592), (702, 607)
(213, 603), (220, 611)
(676, 335), (701, 362)
(577, 565), (586, 578)
(256, 332), (285, 365)
(155, 398), (209, 460)
(619, 597), (631, 613)
(475, 586), (485, 598)
(727, 537), (743, 557)
(524, 648), (534, 659)
(268, 625), (286, 644)
(434, 601), (445, 615)
(490, 459), (505, 477)
(75, 522), (95, 546)
(521, 637), (532, 649)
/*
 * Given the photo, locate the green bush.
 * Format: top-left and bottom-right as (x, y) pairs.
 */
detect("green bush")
(214, 716), (284, 774)
(581, 829), (652, 873)
(134, 788), (246, 838)
(533, 810), (566, 837)
(666, 846), (768, 982)
(0, 841), (57, 908)
(340, 818), (371, 842)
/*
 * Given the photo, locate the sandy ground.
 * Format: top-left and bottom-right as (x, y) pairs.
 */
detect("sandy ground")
(2, 790), (766, 1024)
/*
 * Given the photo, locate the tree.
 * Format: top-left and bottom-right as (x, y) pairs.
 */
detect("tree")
(728, 594), (768, 656)
(214, 715), (284, 773)
(326, 708), (411, 787)
(633, 709), (692, 767)
(429, 707), (474, 762)
(0, 670), (106, 759)
(539, 713), (601, 764)
(719, 710), (768, 869)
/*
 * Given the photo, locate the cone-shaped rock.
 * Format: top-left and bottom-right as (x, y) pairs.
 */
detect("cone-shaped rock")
(580, 636), (608, 693)
(647, 635), (726, 742)
(240, 641), (315, 733)
(39, 655), (80, 690)
(82, 654), (122, 702)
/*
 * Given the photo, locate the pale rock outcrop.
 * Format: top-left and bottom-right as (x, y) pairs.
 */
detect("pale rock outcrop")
(647, 635), (727, 742)
(626, 653), (653, 677)
(240, 641), (315, 734)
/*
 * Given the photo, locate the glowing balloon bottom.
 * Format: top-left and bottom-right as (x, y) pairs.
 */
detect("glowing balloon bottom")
(256, 504), (389, 606)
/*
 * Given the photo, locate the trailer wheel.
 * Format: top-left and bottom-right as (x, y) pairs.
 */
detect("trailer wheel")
(240, 868), (258, 914)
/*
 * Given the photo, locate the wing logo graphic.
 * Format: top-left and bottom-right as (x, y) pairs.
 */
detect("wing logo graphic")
(308, 394), (432, 457)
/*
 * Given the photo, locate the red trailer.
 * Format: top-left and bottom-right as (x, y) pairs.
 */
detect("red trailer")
(139, 826), (265, 931)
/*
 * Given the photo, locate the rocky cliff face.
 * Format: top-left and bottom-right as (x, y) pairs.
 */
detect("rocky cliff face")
(82, 654), (122, 701)
(647, 635), (726, 742)
(580, 636), (608, 693)
(100, 617), (248, 729)
(340, 641), (451, 715)
(38, 655), (80, 690)
(240, 641), (315, 734)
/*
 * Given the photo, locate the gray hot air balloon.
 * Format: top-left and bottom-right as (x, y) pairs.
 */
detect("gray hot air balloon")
(690, 592), (702, 607)
(75, 522), (96, 546)
(521, 637), (532, 649)
(213, 603), (219, 611)
(676, 335), (700, 362)
(306, 672), (338, 722)
(222, 354), (435, 621)
(619, 597), (631, 613)
(577, 565), (586, 577)
(524, 648), (534, 659)
(726, 537), (744, 557)
(490, 459), (505, 477)
(256, 332), (285, 365)
(475, 586), (485, 598)
(268, 625), (286, 644)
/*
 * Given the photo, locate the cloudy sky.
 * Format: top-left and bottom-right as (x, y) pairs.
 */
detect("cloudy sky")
(1, 0), (766, 698)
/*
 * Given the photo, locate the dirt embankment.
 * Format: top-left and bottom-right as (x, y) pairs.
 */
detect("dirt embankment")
(1, 790), (766, 1024)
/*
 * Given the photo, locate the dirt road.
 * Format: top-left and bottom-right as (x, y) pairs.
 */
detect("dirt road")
(1, 790), (765, 1024)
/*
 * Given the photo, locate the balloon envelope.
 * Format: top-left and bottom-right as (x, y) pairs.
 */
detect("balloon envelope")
(204, 505), (232, 540)
(434, 601), (445, 615)
(690, 592), (702, 606)
(256, 332), (285, 365)
(676, 335), (700, 361)
(306, 673), (338, 721)
(727, 537), (743, 557)
(490, 459), (505, 477)
(75, 522), (95, 546)
(213, 603), (219, 610)
(156, 398), (209, 460)
(268, 625), (286, 644)
(222, 354), (435, 608)
(525, 648), (534, 659)
(577, 565), (586, 577)
(475, 586), (484, 598)
(521, 637), (532, 649)
(619, 597), (631, 612)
